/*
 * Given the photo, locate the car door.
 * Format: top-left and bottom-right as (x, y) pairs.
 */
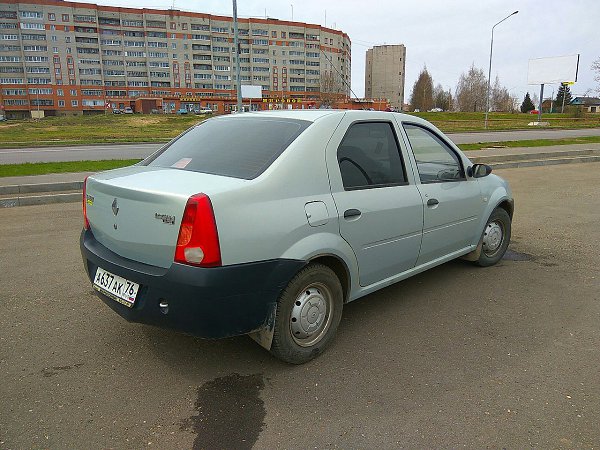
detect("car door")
(327, 117), (424, 287)
(401, 122), (483, 265)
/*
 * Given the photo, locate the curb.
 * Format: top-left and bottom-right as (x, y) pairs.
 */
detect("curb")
(1, 192), (81, 208)
(0, 181), (83, 196)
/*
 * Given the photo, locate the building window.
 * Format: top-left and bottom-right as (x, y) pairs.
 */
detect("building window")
(281, 32), (286, 38)
(65, 36), (71, 43)
(71, 100), (78, 107)
(58, 100), (65, 107)
(48, 13), (55, 21)
(57, 89), (64, 96)
(62, 14), (69, 22)
(182, 23), (187, 30)
(172, 43), (176, 49)
(170, 22), (176, 29)
(53, 47), (58, 53)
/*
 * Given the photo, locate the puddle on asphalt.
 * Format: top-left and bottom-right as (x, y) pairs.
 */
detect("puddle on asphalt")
(502, 249), (533, 261)
(181, 373), (266, 450)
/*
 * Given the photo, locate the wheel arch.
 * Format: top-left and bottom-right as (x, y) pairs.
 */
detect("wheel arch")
(308, 254), (351, 303)
(496, 198), (514, 219)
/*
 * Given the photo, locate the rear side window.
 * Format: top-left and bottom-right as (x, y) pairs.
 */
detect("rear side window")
(337, 121), (407, 190)
(144, 117), (311, 179)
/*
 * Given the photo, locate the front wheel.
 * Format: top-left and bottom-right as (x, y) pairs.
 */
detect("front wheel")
(475, 207), (511, 267)
(270, 263), (343, 364)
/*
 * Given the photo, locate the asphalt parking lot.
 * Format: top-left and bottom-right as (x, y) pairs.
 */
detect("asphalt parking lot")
(1, 163), (599, 449)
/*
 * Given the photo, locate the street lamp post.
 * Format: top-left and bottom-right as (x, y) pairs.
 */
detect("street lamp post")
(484, 10), (518, 129)
(291, 4), (294, 21)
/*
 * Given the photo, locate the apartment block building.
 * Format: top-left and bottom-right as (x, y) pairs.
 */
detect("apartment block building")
(365, 44), (406, 109)
(0, 0), (351, 117)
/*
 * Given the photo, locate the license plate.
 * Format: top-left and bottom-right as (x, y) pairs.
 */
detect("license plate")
(93, 267), (139, 308)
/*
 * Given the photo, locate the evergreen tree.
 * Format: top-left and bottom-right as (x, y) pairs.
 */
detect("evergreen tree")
(409, 66), (434, 111)
(520, 92), (535, 113)
(554, 83), (573, 110)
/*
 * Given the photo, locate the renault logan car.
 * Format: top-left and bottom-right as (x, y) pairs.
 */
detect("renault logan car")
(80, 110), (513, 364)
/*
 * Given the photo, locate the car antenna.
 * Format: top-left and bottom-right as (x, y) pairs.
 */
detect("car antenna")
(320, 48), (360, 102)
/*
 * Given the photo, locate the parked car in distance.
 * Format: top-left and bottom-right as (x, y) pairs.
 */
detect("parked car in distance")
(196, 107), (213, 115)
(176, 108), (189, 115)
(123, 107), (134, 114)
(112, 109), (120, 114)
(80, 110), (514, 364)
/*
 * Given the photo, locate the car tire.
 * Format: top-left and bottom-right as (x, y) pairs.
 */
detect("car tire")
(270, 263), (343, 364)
(475, 207), (511, 267)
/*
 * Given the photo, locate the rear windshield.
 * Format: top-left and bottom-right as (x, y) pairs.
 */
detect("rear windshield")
(143, 116), (311, 179)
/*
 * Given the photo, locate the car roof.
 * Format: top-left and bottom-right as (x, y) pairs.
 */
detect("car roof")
(214, 109), (429, 125)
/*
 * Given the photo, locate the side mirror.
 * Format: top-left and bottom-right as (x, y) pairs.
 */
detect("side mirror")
(471, 163), (492, 178)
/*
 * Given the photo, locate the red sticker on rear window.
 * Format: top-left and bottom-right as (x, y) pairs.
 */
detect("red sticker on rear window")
(171, 158), (192, 169)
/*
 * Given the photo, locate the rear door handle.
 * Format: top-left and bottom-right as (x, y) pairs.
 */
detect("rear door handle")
(427, 198), (439, 207)
(343, 209), (361, 219)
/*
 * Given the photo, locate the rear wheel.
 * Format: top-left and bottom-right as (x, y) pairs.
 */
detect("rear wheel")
(270, 263), (343, 364)
(476, 208), (511, 267)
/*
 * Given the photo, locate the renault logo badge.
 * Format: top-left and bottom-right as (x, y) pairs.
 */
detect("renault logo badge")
(112, 198), (119, 216)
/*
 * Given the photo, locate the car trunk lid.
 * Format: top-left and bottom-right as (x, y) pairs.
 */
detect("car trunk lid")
(85, 165), (245, 269)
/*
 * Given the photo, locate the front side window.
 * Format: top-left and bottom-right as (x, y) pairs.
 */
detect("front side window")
(337, 121), (407, 190)
(403, 123), (464, 183)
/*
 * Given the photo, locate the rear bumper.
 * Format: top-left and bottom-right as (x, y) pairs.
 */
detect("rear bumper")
(80, 229), (305, 339)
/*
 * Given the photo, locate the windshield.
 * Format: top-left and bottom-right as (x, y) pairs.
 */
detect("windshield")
(144, 116), (311, 180)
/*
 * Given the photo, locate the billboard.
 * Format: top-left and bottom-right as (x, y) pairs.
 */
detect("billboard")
(527, 54), (579, 85)
(241, 85), (263, 99)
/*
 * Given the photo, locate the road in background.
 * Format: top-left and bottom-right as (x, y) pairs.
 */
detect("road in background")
(2, 128), (600, 164)
(1, 164), (599, 448)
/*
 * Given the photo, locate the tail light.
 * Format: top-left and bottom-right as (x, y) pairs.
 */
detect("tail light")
(82, 176), (90, 230)
(175, 193), (221, 267)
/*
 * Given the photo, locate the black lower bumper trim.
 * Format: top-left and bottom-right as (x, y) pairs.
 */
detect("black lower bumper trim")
(80, 229), (305, 339)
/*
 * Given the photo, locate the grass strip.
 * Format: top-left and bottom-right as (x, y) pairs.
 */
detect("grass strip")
(0, 159), (141, 178)
(459, 135), (600, 151)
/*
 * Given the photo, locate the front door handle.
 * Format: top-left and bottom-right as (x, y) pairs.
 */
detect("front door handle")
(427, 198), (439, 207)
(343, 208), (361, 219)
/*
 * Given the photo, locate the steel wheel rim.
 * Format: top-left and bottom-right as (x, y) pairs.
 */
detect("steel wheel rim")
(482, 220), (505, 257)
(290, 282), (333, 347)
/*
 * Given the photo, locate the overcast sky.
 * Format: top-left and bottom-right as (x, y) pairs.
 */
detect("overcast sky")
(71, 0), (599, 102)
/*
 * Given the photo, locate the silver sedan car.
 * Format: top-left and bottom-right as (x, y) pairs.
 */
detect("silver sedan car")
(80, 110), (513, 364)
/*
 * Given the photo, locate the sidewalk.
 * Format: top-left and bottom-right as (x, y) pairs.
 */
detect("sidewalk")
(465, 142), (600, 159)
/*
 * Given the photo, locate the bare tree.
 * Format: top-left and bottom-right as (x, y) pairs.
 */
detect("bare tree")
(319, 70), (343, 107)
(409, 66), (434, 111)
(490, 76), (514, 112)
(454, 64), (487, 112)
(532, 92), (540, 109)
(433, 83), (452, 111)
(592, 57), (600, 94)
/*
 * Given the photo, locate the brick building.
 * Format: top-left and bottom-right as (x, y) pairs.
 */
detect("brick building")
(0, 0), (351, 117)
